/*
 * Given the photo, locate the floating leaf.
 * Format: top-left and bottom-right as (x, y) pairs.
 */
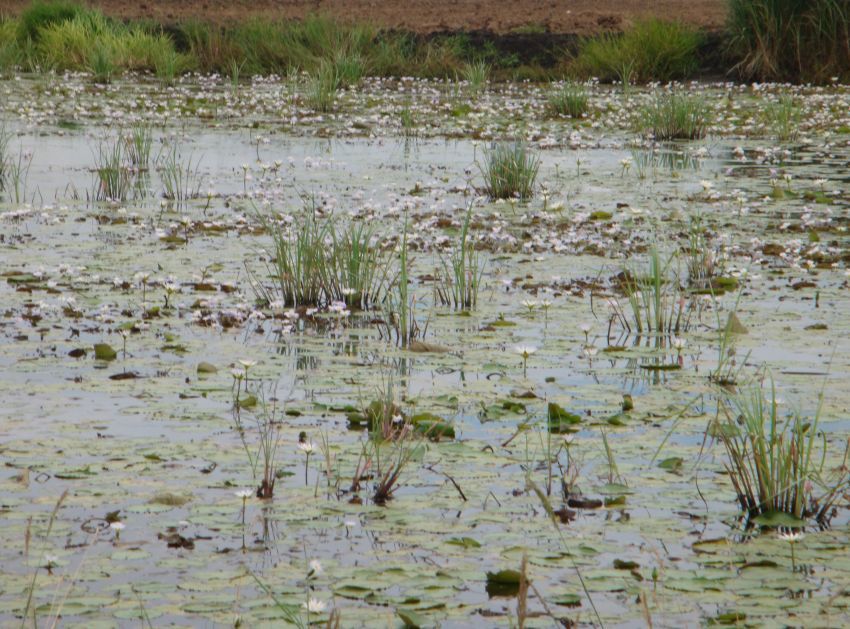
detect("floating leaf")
(446, 537), (481, 549)
(553, 593), (581, 607)
(752, 511), (806, 529)
(397, 609), (426, 628)
(658, 457), (684, 472)
(94, 343), (117, 361)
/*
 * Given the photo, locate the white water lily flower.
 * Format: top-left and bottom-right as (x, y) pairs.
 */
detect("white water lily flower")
(238, 359), (257, 369)
(235, 489), (253, 499)
(109, 521), (125, 532)
(514, 345), (537, 358)
(778, 531), (804, 543)
(308, 559), (323, 575)
(298, 441), (315, 454)
(671, 337), (686, 350)
(302, 597), (327, 613)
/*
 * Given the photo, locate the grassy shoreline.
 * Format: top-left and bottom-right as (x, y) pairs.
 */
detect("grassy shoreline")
(0, 1), (846, 84)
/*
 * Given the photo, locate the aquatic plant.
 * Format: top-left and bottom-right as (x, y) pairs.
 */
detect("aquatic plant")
(709, 289), (749, 387)
(0, 122), (9, 192)
(639, 92), (709, 140)
(384, 222), (427, 347)
(157, 144), (204, 209)
(461, 59), (490, 92)
(727, 0), (850, 83)
(93, 138), (132, 202)
(305, 60), (339, 112)
(547, 82), (589, 118)
(328, 221), (392, 310)
(685, 214), (721, 290)
(480, 141), (540, 201)
(398, 106), (416, 137)
(6, 145), (33, 204)
(372, 436), (421, 504)
(764, 95), (801, 141)
(436, 207), (484, 310)
(123, 123), (153, 168)
(717, 379), (848, 526)
(258, 209), (331, 308)
(609, 248), (692, 336)
(233, 390), (283, 499)
(573, 18), (702, 83)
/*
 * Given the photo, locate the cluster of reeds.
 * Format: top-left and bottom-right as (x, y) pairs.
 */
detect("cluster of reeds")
(727, 0), (850, 83)
(383, 222), (427, 347)
(639, 92), (709, 141)
(764, 95), (801, 142)
(716, 379), (848, 525)
(460, 59), (490, 92)
(547, 82), (590, 118)
(156, 143), (204, 209)
(304, 61), (340, 112)
(685, 214), (720, 290)
(436, 207), (485, 310)
(93, 138), (132, 202)
(480, 142), (540, 201)
(609, 248), (692, 336)
(255, 208), (392, 310)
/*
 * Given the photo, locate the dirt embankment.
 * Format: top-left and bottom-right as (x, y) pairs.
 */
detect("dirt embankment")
(2, 0), (727, 35)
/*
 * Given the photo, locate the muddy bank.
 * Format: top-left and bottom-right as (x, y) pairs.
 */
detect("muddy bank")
(3, 0), (726, 35)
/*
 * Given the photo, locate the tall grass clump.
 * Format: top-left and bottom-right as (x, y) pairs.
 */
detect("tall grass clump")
(727, 0), (850, 83)
(437, 208), (485, 310)
(36, 12), (181, 76)
(0, 19), (22, 72)
(124, 123), (153, 168)
(609, 248), (692, 335)
(717, 379), (848, 526)
(573, 18), (703, 83)
(259, 210), (331, 308)
(328, 222), (392, 310)
(384, 223), (426, 348)
(17, 0), (86, 43)
(764, 95), (801, 141)
(157, 144), (204, 209)
(93, 137), (132, 202)
(640, 92), (709, 140)
(461, 59), (490, 92)
(547, 82), (590, 118)
(480, 142), (540, 201)
(305, 60), (339, 112)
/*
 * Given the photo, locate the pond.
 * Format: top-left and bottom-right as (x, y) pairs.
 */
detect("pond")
(1, 74), (849, 627)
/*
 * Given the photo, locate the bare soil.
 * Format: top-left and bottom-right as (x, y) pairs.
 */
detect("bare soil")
(3, 0), (727, 34)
